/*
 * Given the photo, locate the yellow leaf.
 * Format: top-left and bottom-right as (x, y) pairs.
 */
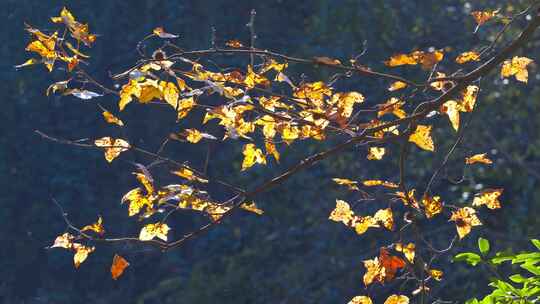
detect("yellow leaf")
(459, 85), (479, 112)
(171, 167), (209, 183)
(450, 207), (482, 239)
(408, 125), (435, 151)
(384, 295), (409, 304)
(388, 81), (408, 91)
(471, 9), (499, 26)
(160, 81), (179, 108)
(111, 254), (130, 280)
(260, 59), (288, 74)
(385, 50), (443, 69)
(102, 110), (124, 126)
(14, 58), (40, 69)
(332, 178), (359, 191)
(73, 244), (95, 268)
(377, 97), (406, 119)
(51, 233), (75, 249)
(501, 56), (533, 83)
(395, 243), (415, 263)
(94, 137), (130, 162)
(241, 143), (266, 170)
(367, 147), (385, 160)
(265, 141), (280, 162)
(225, 39), (244, 48)
(430, 72), (451, 91)
(354, 216), (379, 235)
(395, 189), (420, 209)
(244, 65), (270, 89)
(429, 269), (443, 281)
(473, 188), (503, 209)
(455, 51), (480, 64)
(348, 296), (373, 304)
(81, 216), (105, 236)
(465, 153), (493, 165)
(440, 100), (460, 131)
(362, 180), (399, 188)
(119, 80), (142, 111)
(184, 129), (203, 143)
(134, 172), (154, 195)
(176, 97), (196, 120)
(374, 208), (394, 230)
(329, 199), (354, 225)
(139, 223), (170, 241)
(240, 202), (264, 215)
(422, 194), (443, 218)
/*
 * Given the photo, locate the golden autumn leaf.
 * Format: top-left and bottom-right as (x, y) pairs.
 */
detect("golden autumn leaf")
(394, 189), (419, 209)
(225, 39), (244, 48)
(440, 100), (460, 131)
(450, 207), (482, 239)
(430, 72), (451, 91)
(354, 216), (380, 235)
(102, 110), (124, 126)
(459, 85), (479, 112)
(348, 296), (373, 304)
(363, 257), (385, 286)
(429, 269), (444, 281)
(14, 58), (40, 69)
(313, 56), (342, 65)
(241, 143), (267, 170)
(455, 51), (480, 64)
(244, 65), (271, 89)
(94, 137), (130, 162)
(473, 188), (503, 209)
(362, 180), (399, 188)
(293, 81), (332, 102)
(465, 153), (493, 165)
(139, 223), (170, 241)
(51, 233), (75, 249)
(378, 97), (406, 119)
(384, 295), (410, 304)
(332, 178), (359, 191)
(51, 7), (96, 46)
(409, 125), (434, 151)
(111, 254), (130, 280)
(395, 242), (415, 263)
(73, 244), (95, 268)
(329, 199), (354, 225)
(379, 248), (406, 282)
(81, 216), (105, 236)
(260, 59), (288, 74)
(367, 147), (385, 160)
(240, 202), (264, 215)
(265, 141), (280, 162)
(119, 79), (142, 111)
(501, 56), (533, 83)
(422, 194), (443, 218)
(385, 50), (443, 69)
(471, 9), (499, 26)
(374, 208), (394, 230)
(171, 167), (209, 183)
(121, 188), (151, 217)
(388, 81), (408, 91)
(153, 26), (179, 38)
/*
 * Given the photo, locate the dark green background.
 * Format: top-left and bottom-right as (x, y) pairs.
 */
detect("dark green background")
(3, 1), (540, 303)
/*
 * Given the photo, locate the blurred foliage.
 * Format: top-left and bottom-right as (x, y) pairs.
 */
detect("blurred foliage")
(2, 0), (540, 303)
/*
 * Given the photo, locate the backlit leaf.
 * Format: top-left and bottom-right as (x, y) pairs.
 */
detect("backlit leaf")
(429, 269), (444, 281)
(102, 110), (124, 126)
(388, 81), (407, 91)
(422, 194), (443, 218)
(395, 242), (415, 263)
(472, 188), (503, 209)
(471, 9), (499, 27)
(384, 295), (409, 304)
(332, 178), (359, 191)
(240, 202), (264, 215)
(139, 223), (170, 241)
(329, 199), (354, 225)
(348, 296), (373, 304)
(81, 216), (105, 236)
(440, 100), (460, 131)
(455, 51), (480, 64)
(73, 244), (95, 268)
(501, 56), (533, 83)
(367, 147), (385, 160)
(111, 254), (129, 280)
(94, 137), (130, 162)
(450, 207), (482, 239)
(408, 125), (435, 151)
(465, 153), (493, 165)
(225, 39), (244, 48)
(241, 143), (266, 170)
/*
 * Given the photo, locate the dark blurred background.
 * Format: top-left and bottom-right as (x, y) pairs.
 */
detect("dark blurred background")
(2, 1), (540, 303)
